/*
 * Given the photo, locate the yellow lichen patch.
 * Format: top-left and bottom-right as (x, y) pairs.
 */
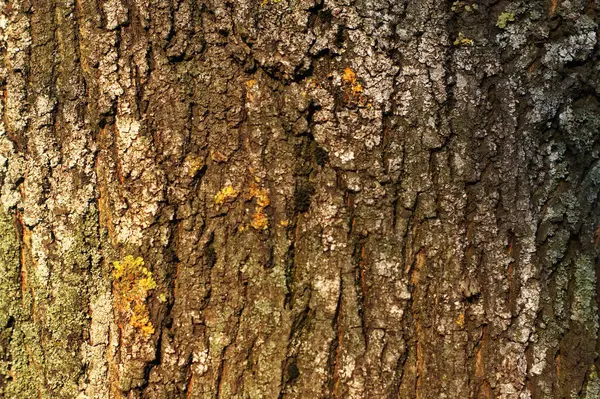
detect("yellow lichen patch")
(112, 256), (157, 337)
(214, 185), (239, 205)
(342, 68), (363, 94)
(248, 182), (270, 230)
(249, 183), (270, 208)
(496, 12), (515, 29)
(456, 313), (465, 328)
(279, 219), (290, 227)
(261, 0), (281, 6)
(454, 32), (474, 46)
(184, 155), (204, 177)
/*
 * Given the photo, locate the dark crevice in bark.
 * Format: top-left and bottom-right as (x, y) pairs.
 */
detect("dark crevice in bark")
(390, 344), (409, 399)
(215, 273), (248, 399)
(391, 195), (400, 232)
(204, 231), (217, 270)
(351, 235), (368, 347)
(140, 328), (164, 392)
(290, 104), (322, 217)
(306, 0), (325, 32)
(213, 345), (228, 399)
(278, 304), (311, 398)
(283, 239), (295, 309)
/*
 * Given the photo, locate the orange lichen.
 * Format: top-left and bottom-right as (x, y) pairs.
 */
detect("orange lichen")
(550, 0), (559, 16)
(341, 68), (368, 107)
(456, 313), (465, 328)
(214, 185), (239, 205)
(342, 68), (364, 95)
(245, 79), (259, 103)
(251, 211), (269, 230)
(248, 182), (270, 230)
(342, 68), (357, 85)
(112, 256), (157, 336)
(249, 183), (270, 208)
(211, 150), (228, 163)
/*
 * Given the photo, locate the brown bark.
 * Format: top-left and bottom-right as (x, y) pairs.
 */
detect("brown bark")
(0, 0), (599, 398)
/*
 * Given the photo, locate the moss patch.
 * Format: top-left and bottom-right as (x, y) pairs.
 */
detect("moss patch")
(112, 256), (157, 336)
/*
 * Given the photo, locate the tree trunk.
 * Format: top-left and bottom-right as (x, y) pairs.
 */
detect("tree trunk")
(0, 0), (599, 397)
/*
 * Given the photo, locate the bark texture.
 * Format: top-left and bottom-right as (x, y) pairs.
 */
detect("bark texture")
(1, 0), (600, 398)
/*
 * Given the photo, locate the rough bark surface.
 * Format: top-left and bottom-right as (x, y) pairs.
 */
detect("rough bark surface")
(0, 0), (599, 398)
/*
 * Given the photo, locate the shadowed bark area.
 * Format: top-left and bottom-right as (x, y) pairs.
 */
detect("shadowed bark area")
(0, 0), (599, 398)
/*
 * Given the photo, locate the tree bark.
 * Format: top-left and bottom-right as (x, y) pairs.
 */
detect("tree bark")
(0, 0), (599, 397)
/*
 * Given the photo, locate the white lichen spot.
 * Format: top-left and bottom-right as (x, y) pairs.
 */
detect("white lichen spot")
(396, 280), (411, 300)
(116, 116), (141, 153)
(103, 0), (129, 30)
(35, 95), (54, 118)
(336, 150), (355, 164)
(89, 292), (112, 346)
(30, 228), (50, 285)
(373, 257), (397, 278)
(192, 349), (210, 375)
(389, 304), (404, 319)
(340, 358), (355, 379)
(312, 274), (340, 315)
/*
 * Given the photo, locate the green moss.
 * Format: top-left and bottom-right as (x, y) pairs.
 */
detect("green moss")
(451, 1), (478, 13)
(0, 208), (39, 398)
(0, 204), (96, 398)
(0, 209), (44, 398)
(0, 208), (20, 329)
(571, 255), (599, 333)
(43, 207), (102, 397)
(3, 325), (42, 398)
(496, 12), (516, 29)
(584, 365), (600, 398)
